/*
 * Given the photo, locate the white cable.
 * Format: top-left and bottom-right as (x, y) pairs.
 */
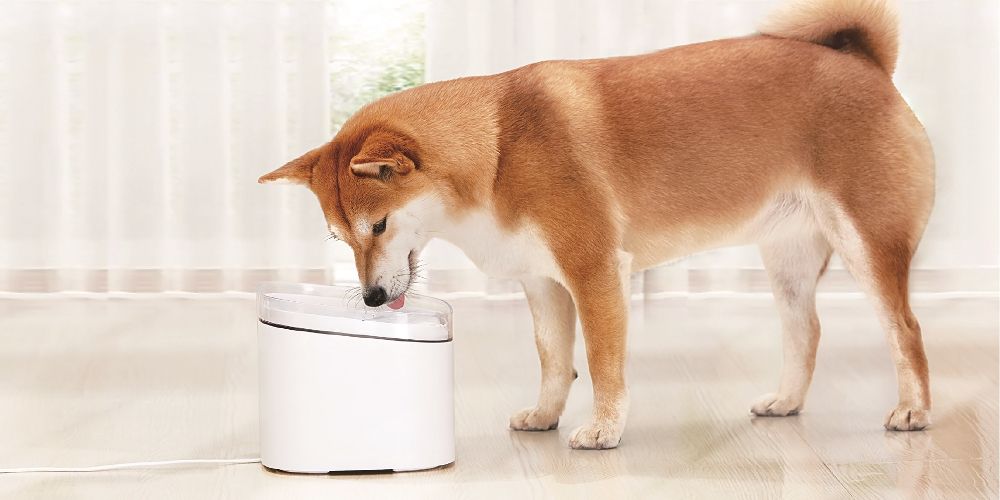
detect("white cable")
(0, 458), (261, 474)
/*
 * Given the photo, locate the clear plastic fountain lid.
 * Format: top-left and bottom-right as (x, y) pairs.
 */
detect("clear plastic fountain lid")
(257, 282), (452, 342)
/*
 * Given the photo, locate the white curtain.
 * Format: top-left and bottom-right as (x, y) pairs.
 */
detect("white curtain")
(1, 0), (996, 294)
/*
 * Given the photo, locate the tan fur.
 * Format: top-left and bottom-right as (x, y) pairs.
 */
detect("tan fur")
(261, 0), (934, 447)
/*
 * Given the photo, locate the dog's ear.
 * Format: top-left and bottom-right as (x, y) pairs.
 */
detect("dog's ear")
(258, 147), (321, 185)
(348, 132), (417, 181)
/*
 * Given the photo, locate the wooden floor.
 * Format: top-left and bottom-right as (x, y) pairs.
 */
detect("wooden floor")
(0, 294), (996, 499)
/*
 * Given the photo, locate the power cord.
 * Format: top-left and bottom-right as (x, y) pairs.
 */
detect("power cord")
(0, 458), (261, 474)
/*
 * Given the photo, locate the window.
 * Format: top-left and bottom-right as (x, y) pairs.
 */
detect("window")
(328, 0), (427, 131)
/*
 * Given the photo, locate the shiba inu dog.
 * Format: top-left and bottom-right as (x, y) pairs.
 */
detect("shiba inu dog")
(260, 0), (933, 449)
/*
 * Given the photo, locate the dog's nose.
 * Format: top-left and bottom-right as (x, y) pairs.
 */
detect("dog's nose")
(363, 286), (388, 307)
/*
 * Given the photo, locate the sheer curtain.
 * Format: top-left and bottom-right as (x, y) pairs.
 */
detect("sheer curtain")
(1, 0), (996, 294)
(1, 1), (339, 292)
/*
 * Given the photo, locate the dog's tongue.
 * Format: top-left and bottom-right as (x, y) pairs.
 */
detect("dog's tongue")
(387, 294), (406, 310)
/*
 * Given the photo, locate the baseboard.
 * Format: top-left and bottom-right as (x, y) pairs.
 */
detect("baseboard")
(1, 267), (996, 295)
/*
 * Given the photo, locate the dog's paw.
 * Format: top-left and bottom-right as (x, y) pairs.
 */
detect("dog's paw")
(884, 405), (931, 431)
(568, 421), (622, 449)
(509, 407), (559, 431)
(750, 393), (802, 417)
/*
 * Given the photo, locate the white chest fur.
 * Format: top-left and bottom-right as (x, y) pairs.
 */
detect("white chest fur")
(440, 212), (563, 281)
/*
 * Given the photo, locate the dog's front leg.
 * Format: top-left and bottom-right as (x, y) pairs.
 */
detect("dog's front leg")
(564, 252), (631, 449)
(509, 277), (577, 431)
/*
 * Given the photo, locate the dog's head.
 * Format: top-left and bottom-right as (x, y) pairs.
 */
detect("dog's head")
(259, 127), (440, 308)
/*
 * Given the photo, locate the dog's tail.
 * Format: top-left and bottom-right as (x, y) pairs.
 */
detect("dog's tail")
(759, 0), (900, 75)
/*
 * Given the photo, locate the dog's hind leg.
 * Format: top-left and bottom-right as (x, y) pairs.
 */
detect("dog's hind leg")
(752, 213), (832, 417)
(806, 93), (934, 430)
(510, 277), (577, 431)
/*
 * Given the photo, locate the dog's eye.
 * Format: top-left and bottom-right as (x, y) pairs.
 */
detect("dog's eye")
(372, 216), (387, 236)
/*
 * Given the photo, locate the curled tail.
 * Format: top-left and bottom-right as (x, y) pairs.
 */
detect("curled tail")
(759, 0), (900, 75)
